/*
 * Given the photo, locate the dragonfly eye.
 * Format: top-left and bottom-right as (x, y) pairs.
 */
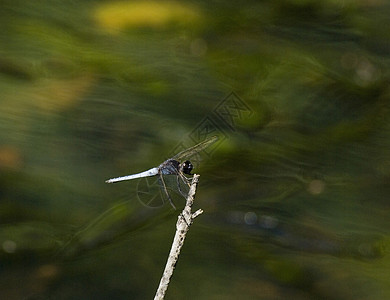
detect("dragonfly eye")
(181, 160), (193, 175)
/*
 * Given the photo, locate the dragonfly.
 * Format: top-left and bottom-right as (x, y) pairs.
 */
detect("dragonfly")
(105, 135), (218, 208)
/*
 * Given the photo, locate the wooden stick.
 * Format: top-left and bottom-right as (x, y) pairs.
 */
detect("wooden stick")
(154, 174), (202, 300)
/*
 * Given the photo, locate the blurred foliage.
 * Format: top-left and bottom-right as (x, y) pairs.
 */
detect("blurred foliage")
(94, 1), (203, 31)
(0, 0), (390, 299)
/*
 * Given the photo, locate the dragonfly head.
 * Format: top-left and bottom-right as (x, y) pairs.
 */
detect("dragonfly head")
(181, 160), (193, 175)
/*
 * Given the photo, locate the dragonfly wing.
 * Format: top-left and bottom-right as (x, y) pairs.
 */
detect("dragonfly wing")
(105, 167), (159, 183)
(172, 135), (218, 161)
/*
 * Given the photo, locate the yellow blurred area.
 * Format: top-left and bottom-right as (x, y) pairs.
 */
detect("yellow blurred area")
(94, 1), (202, 31)
(31, 75), (95, 112)
(3, 75), (95, 113)
(0, 146), (23, 170)
(35, 264), (60, 280)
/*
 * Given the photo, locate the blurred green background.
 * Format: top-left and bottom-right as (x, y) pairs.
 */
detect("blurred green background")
(1, 0), (390, 299)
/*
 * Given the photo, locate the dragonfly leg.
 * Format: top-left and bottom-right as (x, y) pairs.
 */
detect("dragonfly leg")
(179, 212), (189, 226)
(179, 172), (191, 187)
(176, 175), (188, 198)
(158, 173), (176, 209)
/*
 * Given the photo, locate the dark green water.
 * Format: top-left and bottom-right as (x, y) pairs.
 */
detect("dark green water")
(1, 1), (390, 299)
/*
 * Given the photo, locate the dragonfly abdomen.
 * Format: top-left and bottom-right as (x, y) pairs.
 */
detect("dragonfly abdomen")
(105, 167), (159, 183)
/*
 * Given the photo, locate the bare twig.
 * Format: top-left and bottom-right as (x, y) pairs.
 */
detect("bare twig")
(154, 174), (202, 300)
